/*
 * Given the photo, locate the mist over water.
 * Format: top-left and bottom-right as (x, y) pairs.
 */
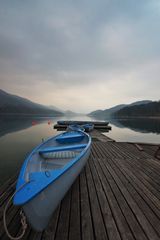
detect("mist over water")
(0, 115), (159, 184)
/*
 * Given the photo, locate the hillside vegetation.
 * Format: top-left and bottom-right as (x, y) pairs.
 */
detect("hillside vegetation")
(0, 89), (63, 116)
(114, 101), (160, 118)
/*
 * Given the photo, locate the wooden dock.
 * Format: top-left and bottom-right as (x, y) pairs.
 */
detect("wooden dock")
(1, 130), (160, 240)
(54, 121), (111, 132)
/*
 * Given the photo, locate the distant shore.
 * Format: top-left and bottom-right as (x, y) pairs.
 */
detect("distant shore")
(113, 116), (160, 120)
(0, 113), (62, 117)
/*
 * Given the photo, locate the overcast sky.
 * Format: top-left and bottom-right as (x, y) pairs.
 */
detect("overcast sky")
(0, 0), (160, 113)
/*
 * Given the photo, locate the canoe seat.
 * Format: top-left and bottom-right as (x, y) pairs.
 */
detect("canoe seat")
(55, 133), (84, 143)
(39, 143), (87, 154)
(40, 150), (80, 160)
(41, 151), (79, 160)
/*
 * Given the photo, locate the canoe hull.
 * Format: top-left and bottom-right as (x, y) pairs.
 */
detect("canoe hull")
(23, 146), (90, 231)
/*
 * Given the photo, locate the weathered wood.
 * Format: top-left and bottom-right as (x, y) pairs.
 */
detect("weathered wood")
(54, 189), (71, 240)
(134, 143), (144, 151)
(90, 130), (114, 142)
(105, 156), (160, 237)
(80, 170), (94, 240)
(56, 120), (109, 126)
(68, 177), (81, 240)
(85, 164), (108, 240)
(1, 131), (160, 240)
(88, 156), (121, 240)
(54, 124), (111, 131)
(154, 146), (160, 160)
(41, 204), (61, 240)
(99, 157), (159, 240)
(93, 156), (135, 240)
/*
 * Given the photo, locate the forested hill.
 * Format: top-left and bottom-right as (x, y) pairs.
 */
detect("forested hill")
(114, 101), (160, 118)
(0, 89), (63, 116)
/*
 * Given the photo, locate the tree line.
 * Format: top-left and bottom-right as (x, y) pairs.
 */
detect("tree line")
(114, 101), (160, 118)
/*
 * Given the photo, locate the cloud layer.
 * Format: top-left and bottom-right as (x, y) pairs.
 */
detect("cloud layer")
(0, 0), (160, 112)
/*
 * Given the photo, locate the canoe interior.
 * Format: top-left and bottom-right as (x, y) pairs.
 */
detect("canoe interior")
(25, 131), (89, 182)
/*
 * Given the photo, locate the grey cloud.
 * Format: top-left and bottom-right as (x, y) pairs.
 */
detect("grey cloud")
(0, 0), (160, 111)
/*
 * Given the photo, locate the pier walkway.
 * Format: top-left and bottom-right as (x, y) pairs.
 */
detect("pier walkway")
(0, 130), (160, 240)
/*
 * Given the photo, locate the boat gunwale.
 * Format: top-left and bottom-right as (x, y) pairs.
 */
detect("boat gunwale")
(14, 130), (91, 205)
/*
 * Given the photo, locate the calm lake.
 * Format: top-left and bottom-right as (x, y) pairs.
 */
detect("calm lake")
(0, 115), (159, 185)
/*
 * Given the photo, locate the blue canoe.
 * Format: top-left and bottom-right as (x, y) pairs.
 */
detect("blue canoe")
(83, 123), (94, 132)
(68, 124), (85, 132)
(14, 129), (91, 231)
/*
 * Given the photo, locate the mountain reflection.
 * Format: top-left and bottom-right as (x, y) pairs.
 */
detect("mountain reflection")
(0, 115), (57, 137)
(110, 118), (160, 134)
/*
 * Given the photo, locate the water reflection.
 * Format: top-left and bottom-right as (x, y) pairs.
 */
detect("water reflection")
(0, 115), (159, 185)
(0, 115), (92, 184)
(110, 118), (160, 134)
(0, 116), (60, 184)
(0, 115), (59, 137)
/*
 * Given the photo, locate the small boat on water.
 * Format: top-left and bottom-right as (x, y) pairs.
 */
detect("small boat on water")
(13, 129), (91, 231)
(68, 124), (94, 132)
(83, 123), (94, 132)
(68, 124), (85, 132)
(57, 120), (109, 126)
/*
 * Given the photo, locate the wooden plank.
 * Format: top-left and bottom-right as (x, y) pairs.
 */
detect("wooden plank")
(80, 169), (94, 240)
(141, 145), (159, 158)
(1, 210), (21, 240)
(90, 130), (114, 142)
(101, 142), (160, 187)
(54, 124), (111, 131)
(41, 204), (61, 240)
(96, 157), (149, 240)
(28, 231), (42, 240)
(54, 189), (71, 240)
(105, 156), (160, 237)
(0, 175), (17, 194)
(134, 143), (144, 151)
(88, 156), (121, 240)
(116, 143), (160, 178)
(1, 134), (160, 240)
(85, 163), (108, 240)
(96, 143), (160, 215)
(68, 177), (81, 240)
(154, 146), (160, 160)
(15, 226), (32, 240)
(118, 142), (157, 162)
(116, 156), (160, 199)
(92, 156), (135, 240)
(0, 206), (20, 238)
(0, 182), (16, 207)
(99, 157), (160, 240)
(112, 143), (160, 184)
(56, 120), (109, 126)
(109, 156), (160, 214)
(109, 142), (149, 159)
(98, 142), (160, 201)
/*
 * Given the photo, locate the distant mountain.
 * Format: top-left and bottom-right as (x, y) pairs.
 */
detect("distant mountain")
(48, 105), (64, 113)
(88, 100), (152, 119)
(88, 104), (126, 118)
(129, 100), (151, 107)
(0, 89), (63, 116)
(89, 109), (104, 116)
(64, 110), (78, 116)
(114, 101), (160, 118)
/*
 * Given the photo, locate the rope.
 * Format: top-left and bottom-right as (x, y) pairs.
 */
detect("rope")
(3, 181), (30, 240)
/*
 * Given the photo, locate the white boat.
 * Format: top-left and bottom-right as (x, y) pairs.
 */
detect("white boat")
(13, 129), (91, 231)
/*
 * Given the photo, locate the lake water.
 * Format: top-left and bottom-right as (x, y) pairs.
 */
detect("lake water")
(0, 115), (159, 185)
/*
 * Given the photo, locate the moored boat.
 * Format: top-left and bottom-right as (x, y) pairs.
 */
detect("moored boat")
(83, 123), (94, 132)
(13, 129), (91, 231)
(68, 124), (85, 132)
(57, 120), (109, 126)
